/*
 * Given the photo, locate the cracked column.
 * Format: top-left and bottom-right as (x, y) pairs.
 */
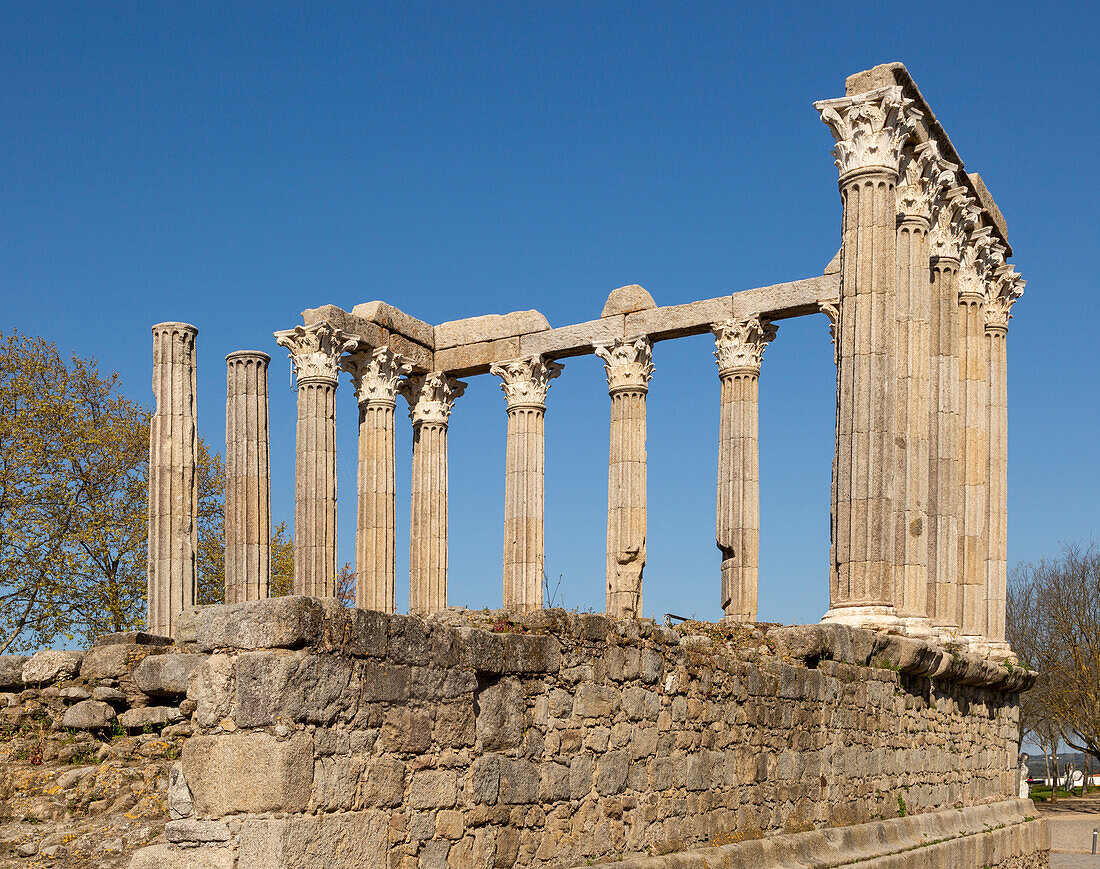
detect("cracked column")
(224, 351), (271, 604)
(596, 336), (654, 619)
(984, 269), (1024, 657)
(713, 316), (776, 621)
(926, 188), (974, 638)
(343, 347), (412, 613)
(815, 85), (921, 629)
(148, 322), (198, 637)
(491, 356), (563, 613)
(275, 322), (358, 598)
(893, 141), (954, 636)
(402, 372), (466, 615)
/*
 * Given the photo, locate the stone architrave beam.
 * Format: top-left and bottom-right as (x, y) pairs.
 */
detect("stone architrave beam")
(713, 316), (776, 622)
(224, 351), (271, 605)
(596, 336), (654, 619)
(490, 356), (563, 613)
(274, 322), (359, 598)
(148, 322), (199, 637)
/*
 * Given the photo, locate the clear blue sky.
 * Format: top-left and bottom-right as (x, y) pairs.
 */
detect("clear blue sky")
(2, 1), (1096, 625)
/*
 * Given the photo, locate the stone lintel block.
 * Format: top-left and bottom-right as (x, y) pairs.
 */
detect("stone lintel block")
(433, 337), (521, 377)
(350, 300), (435, 348)
(501, 633), (561, 674)
(457, 627), (504, 673)
(623, 295), (733, 341)
(129, 844), (234, 869)
(300, 305), (433, 371)
(519, 316), (625, 358)
(197, 597), (324, 652)
(317, 602), (388, 657)
(434, 310), (551, 350)
(729, 274), (841, 322)
(91, 631), (173, 647)
(183, 731), (314, 816)
(602, 284), (656, 318)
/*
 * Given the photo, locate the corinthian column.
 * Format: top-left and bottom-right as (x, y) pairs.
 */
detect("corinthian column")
(595, 336), (654, 619)
(343, 347), (412, 612)
(713, 316), (776, 621)
(984, 270), (1024, 658)
(814, 85), (921, 629)
(490, 356), (564, 612)
(274, 322), (358, 598)
(224, 351), (271, 604)
(148, 323), (199, 637)
(401, 372), (466, 615)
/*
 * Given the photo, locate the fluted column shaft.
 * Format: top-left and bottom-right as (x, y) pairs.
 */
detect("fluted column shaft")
(491, 356), (563, 613)
(224, 351), (271, 604)
(403, 373), (466, 615)
(957, 292), (989, 639)
(148, 322), (199, 637)
(345, 348), (412, 613)
(985, 322), (1008, 645)
(275, 322), (358, 598)
(928, 257), (962, 634)
(713, 317), (776, 621)
(596, 337), (654, 620)
(894, 213), (932, 631)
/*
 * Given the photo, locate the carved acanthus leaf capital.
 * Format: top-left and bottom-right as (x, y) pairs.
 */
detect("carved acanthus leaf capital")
(712, 315), (777, 375)
(594, 336), (654, 393)
(898, 139), (958, 221)
(274, 322), (359, 385)
(814, 86), (923, 178)
(489, 355), (564, 410)
(343, 346), (413, 405)
(400, 371), (467, 426)
(818, 301), (840, 364)
(984, 268), (1026, 333)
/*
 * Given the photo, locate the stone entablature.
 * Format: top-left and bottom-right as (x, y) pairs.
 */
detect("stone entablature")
(128, 597), (1037, 868)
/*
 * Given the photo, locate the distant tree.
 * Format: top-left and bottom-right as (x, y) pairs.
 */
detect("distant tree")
(1008, 543), (1100, 781)
(269, 522), (295, 597)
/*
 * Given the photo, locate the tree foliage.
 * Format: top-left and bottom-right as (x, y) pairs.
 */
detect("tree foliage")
(0, 331), (295, 651)
(1008, 542), (1100, 772)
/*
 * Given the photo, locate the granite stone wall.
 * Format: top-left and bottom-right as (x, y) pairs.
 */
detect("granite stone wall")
(130, 597), (1039, 868)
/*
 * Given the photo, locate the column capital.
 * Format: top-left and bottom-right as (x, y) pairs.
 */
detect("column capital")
(343, 346), (413, 406)
(929, 186), (979, 263)
(712, 315), (777, 376)
(595, 336), (654, 394)
(274, 322), (359, 386)
(489, 355), (564, 410)
(898, 139), (958, 223)
(401, 371), (467, 426)
(984, 268), (1026, 334)
(818, 300), (840, 363)
(814, 85), (922, 180)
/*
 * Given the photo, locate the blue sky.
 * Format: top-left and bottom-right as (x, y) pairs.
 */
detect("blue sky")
(2, 1), (1097, 625)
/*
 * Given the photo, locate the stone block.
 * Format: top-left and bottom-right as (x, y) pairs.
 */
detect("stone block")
(519, 316), (624, 358)
(359, 757), (405, 808)
(0, 655), (28, 690)
(183, 732), (314, 815)
(119, 705), (182, 729)
(500, 633), (560, 674)
(92, 630), (172, 647)
(168, 761), (194, 819)
(602, 284), (656, 318)
(434, 337), (521, 376)
(188, 653), (234, 729)
(573, 683), (619, 718)
(434, 310), (551, 350)
(21, 649), (82, 684)
(197, 596), (324, 652)
(623, 295), (733, 340)
(80, 643), (152, 680)
(457, 627), (504, 673)
(133, 653), (208, 696)
(596, 750), (630, 795)
(238, 812), (389, 869)
(174, 606), (207, 645)
(728, 273), (841, 320)
(233, 650), (355, 727)
(129, 844), (234, 869)
(359, 660), (410, 703)
(165, 820), (231, 843)
(498, 757), (539, 804)
(351, 300), (435, 348)
(409, 768), (458, 809)
(61, 699), (116, 730)
(475, 676), (524, 751)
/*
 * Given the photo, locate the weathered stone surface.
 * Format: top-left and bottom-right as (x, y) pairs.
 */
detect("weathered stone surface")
(132, 653), (208, 696)
(80, 643), (152, 680)
(197, 597), (324, 652)
(475, 677), (524, 750)
(519, 316), (625, 358)
(602, 284), (656, 318)
(351, 300), (435, 348)
(0, 655), (28, 689)
(434, 310), (550, 350)
(168, 761), (194, 819)
(61, 699), (116, 730)
(119, 705), (182, 729)
(165, 819), (231, 843)
(232, 650), (355, 727)
(91, 631), (173, 647)
(433, 336), (521, 377)
(22, 649), (83, 684)
(500, 633), (561, 673)
(129, 844), (234, 869)
(92, 685), (128, 703)
(183, 732), (314, 815)
(238, 812), (389, 869)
